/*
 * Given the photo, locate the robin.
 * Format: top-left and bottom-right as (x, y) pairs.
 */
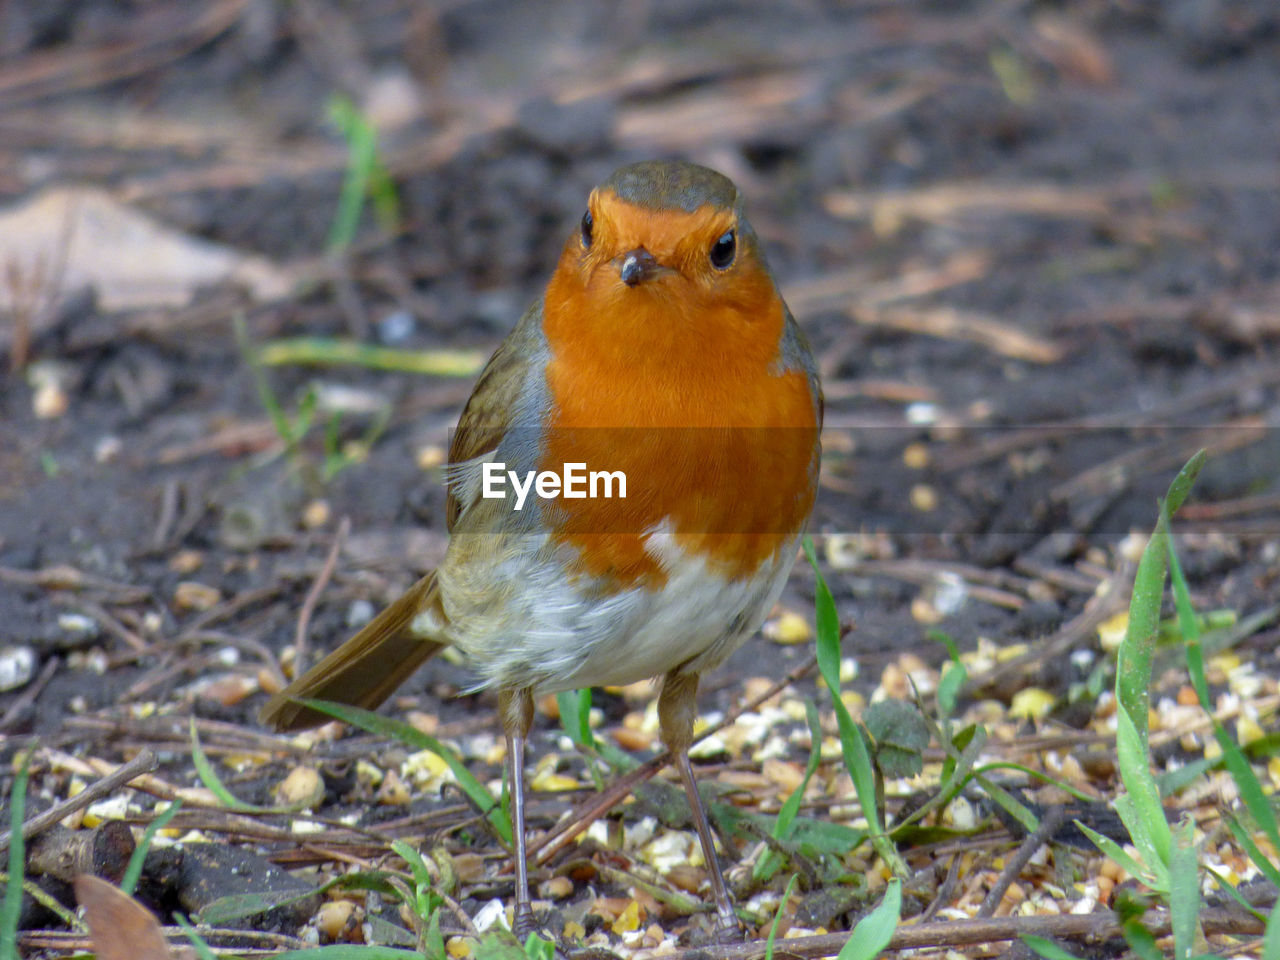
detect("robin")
(260, 159), (822, 943)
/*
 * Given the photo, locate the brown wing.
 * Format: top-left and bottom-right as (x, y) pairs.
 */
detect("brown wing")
(445, 299), (547, 530)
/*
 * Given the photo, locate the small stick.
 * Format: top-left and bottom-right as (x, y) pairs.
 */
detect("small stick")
(977, 806), (1068, 918)
(0, 748), (158, 854)
(151, 478), (180, 549)
(631, 905), (1265, 960)
(292, 516), (350, 676)
(65, 599), (149, 652)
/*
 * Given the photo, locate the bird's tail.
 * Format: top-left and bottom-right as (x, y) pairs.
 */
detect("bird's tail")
(259, 572), (446, 732)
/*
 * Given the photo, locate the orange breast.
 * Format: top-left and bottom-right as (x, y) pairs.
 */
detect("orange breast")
(540, 262), (819, 589)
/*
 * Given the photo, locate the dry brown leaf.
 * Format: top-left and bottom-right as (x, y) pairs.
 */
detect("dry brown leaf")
(0, 186), (291, 314)
(74, 874), (173, 960)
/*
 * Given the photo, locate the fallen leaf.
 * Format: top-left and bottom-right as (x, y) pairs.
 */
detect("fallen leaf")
(0, 186), (291, 317)
(74, 874), (173, 960)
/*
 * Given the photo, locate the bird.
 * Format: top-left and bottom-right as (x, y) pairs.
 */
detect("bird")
(260, 158), (822, 944)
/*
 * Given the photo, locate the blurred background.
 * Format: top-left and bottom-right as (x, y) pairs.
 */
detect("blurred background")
(1, 0), (1278, 723)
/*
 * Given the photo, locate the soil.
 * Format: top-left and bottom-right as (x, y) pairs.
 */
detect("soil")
(1, 1), (1279, 957)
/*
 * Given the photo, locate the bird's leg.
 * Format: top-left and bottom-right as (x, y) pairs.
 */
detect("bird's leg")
(659, 670), (742, 944)
(500, 687), (537, 941)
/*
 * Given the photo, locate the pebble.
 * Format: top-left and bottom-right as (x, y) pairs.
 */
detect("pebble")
(905, 402), (938, 425)
(56, 612), (98, 638)
(377, 309), (417, 344)
(0, 645), (37, 692)
(93, 435), (123, 463)
(471, 898), (506, 933)
(346, 599), (375, 629)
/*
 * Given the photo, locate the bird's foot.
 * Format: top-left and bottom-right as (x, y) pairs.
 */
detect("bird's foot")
(711, 908), (744, 945)
(513, 904), (570, 959)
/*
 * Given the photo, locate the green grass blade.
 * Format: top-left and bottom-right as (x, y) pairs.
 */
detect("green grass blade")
(1163, 450), (1207, 516)
(299, 699), (511, 844)
(1022, 935), (1086, 960)
(1168, 818), (1200, 959)
(764, 874), (799, 960)
(1114, 713), (1170, 887)
(970, 762), (1098, 803)
(121, 799), (183, 895)
(1204, 865), (1267, 921)
(804, 539), (908, 878)
(892, 725), (986, 836)
(556, 688), (594, 750)
(974, 773), (1040, 835)
(2, 754), (30, 960)
(929, 630), (966, 718)
(1121, 924), (1164, 960)
(1075, 819), (1152, 885)
(424, 907), (445, 958)
(1104, 455), (1205, 883)
(1117, 507), (1166, 755)
(805, 538), (841, 687)
(1224, 811), (1280, 889)
(257, 337), (485, 377)
(190, 717), (263, 811)
(326, 95), (377, 252)
(174, 913), (219, 960)
(1264, 897), (1280, 960)
(836, 878), (901, 960)
(755, 700), (824, 881)
(1170, 536), (1280, 856)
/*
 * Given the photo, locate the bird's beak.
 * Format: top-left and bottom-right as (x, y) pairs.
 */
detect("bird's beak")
(618, 248), (660, 286)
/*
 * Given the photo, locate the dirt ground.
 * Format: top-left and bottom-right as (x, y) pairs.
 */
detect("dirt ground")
(1, 1), (1279, 958)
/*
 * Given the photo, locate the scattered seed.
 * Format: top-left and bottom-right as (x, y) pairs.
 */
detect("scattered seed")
(1009, 687), (1056, 720)
(763, 609), (812, 645)
(276, 766), (325, 808)
(417, 445), (447, 470)
(909, 483), (938, 512)
(902, 442), (930, 469)
(168, 549), (205, 574)
(301, 499), (331, 529)
(538, 875), (574, 900)
(315, 899), (361, 941)
(376, 770), (411, 805)
(173, 580), (221, 612)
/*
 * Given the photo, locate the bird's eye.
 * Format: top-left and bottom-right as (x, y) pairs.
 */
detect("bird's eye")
(710, 229), (736, 269)
(581, 210), (593, 248)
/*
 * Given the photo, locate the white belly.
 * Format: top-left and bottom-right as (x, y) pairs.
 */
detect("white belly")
(439, 524), (800, 693)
